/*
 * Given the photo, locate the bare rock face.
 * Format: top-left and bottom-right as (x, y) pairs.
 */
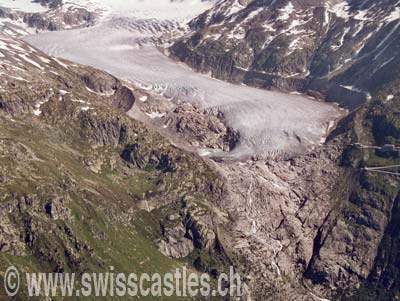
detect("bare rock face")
(170, 0), (400, 107)
(33, 0), (63, 9)
(156, 199), (220, 260)
(80, 70), (120, 95)
(164, 102), (240, 152)
(0, 212), (26, 256)
(112, 86), (135, 112)
(23, 13), (60, 31)
(202, 99), (400, 300)
(182, 201), (218, 250)
(188, 220), (216, 250)
(157, 223), (195, 258)
(121, 143), (176, 172)
(44, 198), (73, 221)
(0, 1), (96, 36)
(80, 70), (136, 112)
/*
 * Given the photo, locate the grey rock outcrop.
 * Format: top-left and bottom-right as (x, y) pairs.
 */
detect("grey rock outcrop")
(170, 0), (400, 109)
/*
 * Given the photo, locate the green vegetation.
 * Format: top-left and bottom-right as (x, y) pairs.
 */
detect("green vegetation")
(0, 89), (222, 300)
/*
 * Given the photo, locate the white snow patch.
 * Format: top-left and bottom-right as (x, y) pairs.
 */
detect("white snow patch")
(385, 7), (400, 22)
(223, 0), (245, 18)
(278, 2), (294, 21)
(38, 56), (51, 64)
(18, 53), (44, 69)
(8, 43), (25, 52)
(9, 75), (28, 82)
(329, 2), (350, 19)
(80, 106), (91, 111)
(33, 109), (41, 116)
(53, 57), (69, 69)
(72, 99), (88, 104)
(139, 95), (148, 102)
(145, 111), (166, 119)
(340, 85), (361, 92)
(198, 149), (212, 157)
(0, 39), (9, 51)
(331, 27), (350, 51)
(33, 98), (49, 116)
(242, 7), (263, 23)
(353, 10), (370, 21)
(262, 22), (275, 32)
(85, 86), (114, 96)
(287, 37), (303, 54)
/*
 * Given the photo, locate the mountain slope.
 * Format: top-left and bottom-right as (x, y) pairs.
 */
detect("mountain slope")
(0, 1), (400, 301)
(170, 0), (400, 108)
(168, 1), (400, 299)
(0, 33), (230, 300)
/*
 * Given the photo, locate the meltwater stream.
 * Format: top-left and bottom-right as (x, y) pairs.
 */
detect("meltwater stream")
(23, 1), (343, 159)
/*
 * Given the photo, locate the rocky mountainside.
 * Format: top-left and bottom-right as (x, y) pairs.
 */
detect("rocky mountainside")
(171, 0), (400, 108)
(0, 33), (233, 300)
(0, 0), (97, 36)
(0, 1), (399, 301)
(168, 0), (400, 299)
(0, 0), (217, 38)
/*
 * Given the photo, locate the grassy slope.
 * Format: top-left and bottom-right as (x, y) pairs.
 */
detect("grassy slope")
(0, 61), (224, 300)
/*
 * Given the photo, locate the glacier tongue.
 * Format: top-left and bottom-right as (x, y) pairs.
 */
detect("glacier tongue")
(22, 0), (343, 159)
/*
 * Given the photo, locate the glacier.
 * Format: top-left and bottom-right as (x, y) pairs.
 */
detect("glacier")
(0, 0), (49, 12)
(19, 0), (343, 159)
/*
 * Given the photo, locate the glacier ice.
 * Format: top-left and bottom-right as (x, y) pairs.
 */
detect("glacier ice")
(0, 0), (49, 12)
(22, 0), (343, 159)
